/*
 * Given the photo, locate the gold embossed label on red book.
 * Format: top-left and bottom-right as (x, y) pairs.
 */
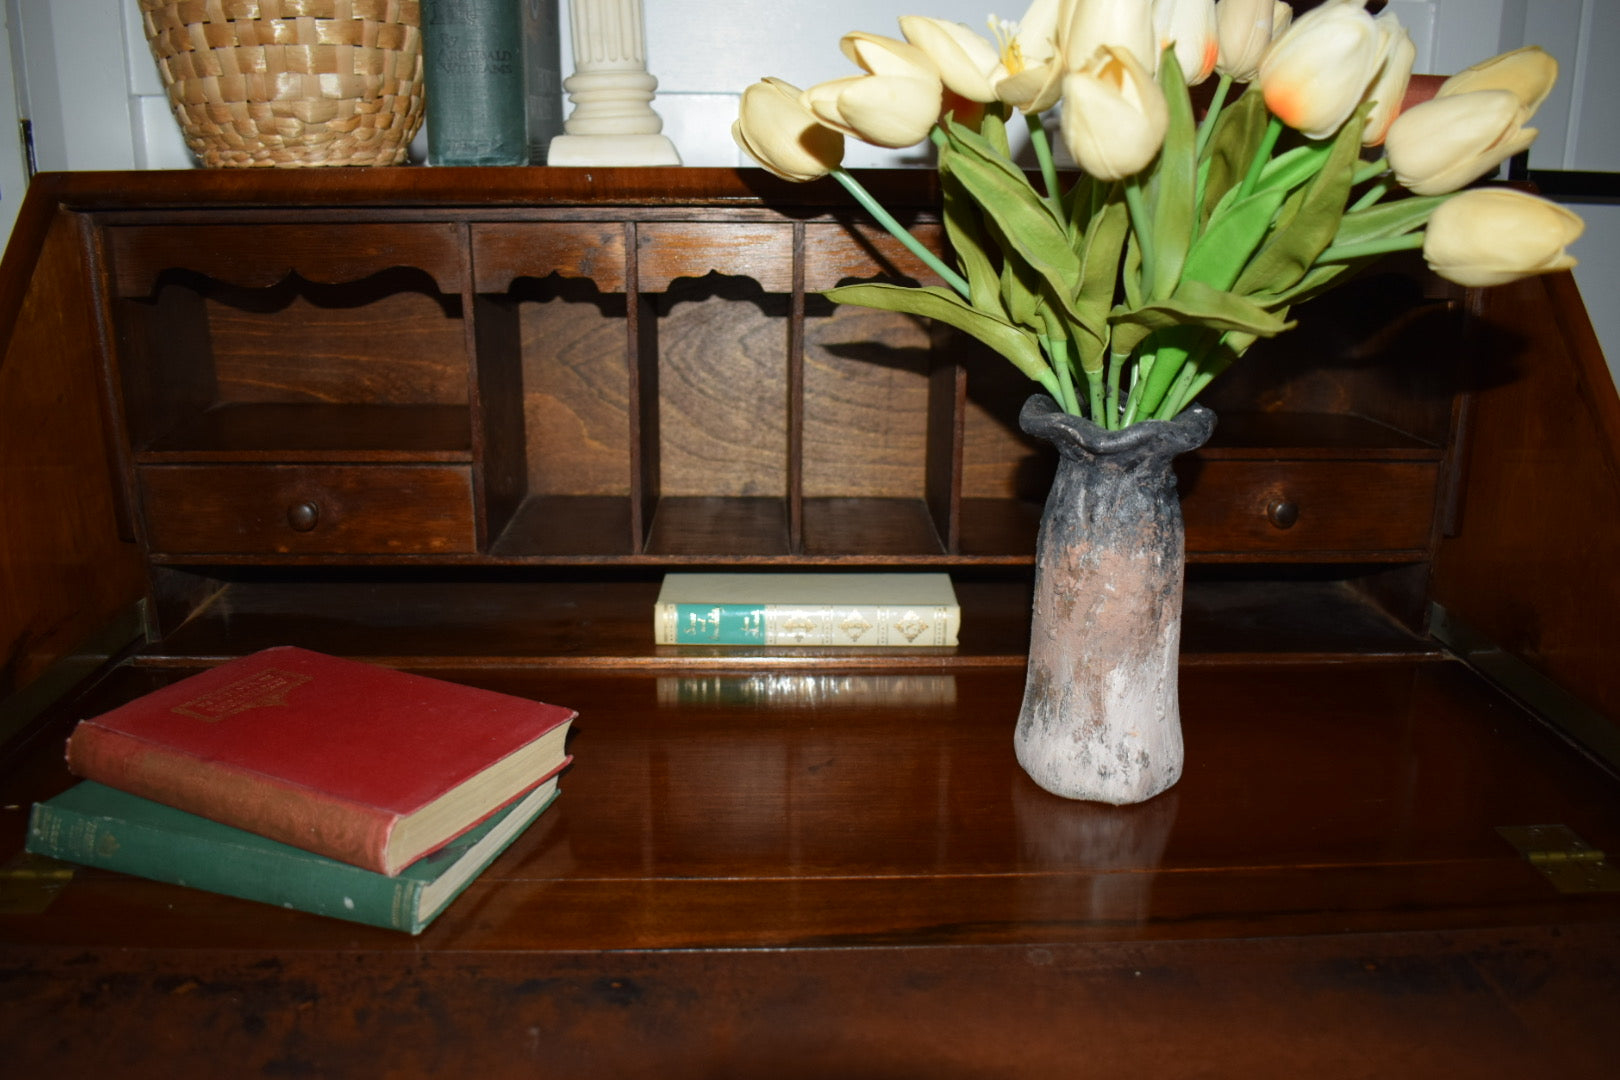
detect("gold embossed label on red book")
(172, 669), (313, 722)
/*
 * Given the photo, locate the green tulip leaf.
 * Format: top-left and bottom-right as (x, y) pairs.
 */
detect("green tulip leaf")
(1065, 172), (1098, 240)
(1148, 47), (1197, 300)
(997, 237), (1045, 328)
(826, 282), (1052, 385)
(1122, 231), (1145, 311)
(1182, 185), (1288, 291)
(940, 120), (1085, 325)
(1257, 143), (1336, 195)
(1332, 193), (1449, 247)
(1110, 278), (1294, 359)
(938, 163), (1004, 313)
(1074, 193), (1129, 366)
(1231, 104), (1369, 298)
(979, 110), (1013, 160)
(1130, 326), (1209, 420)
(1198, 85), (1269, 228)
(1255, 260), (1370, 309)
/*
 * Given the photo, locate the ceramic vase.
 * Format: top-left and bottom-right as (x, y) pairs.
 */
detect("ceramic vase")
(1015, 394), (1216, 804)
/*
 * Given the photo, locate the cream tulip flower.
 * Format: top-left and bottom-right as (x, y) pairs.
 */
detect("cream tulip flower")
(1214, 0), (1274, 82)
(733, 78), (846, 182)
(1153, 0), (1219, 85)
(1437, 45), (1558, 126)
(1423, 188), (1582, 287)
(802, 33), (944, 149)
(1360, 11), (1415, 146)
(1258, 0), (1385, 139)
(1061, 0), (1158, 74)
(1385, 89), (1537, 196)
(1270, 1), (1291, 40)
(802, 74), (943, 148)
(899, 15), (1003, 103)
(991, 0), (1068, 113)
(1060, 45), (1169, 181)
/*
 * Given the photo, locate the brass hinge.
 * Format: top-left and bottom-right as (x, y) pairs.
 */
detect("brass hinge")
(1497, 825), (1620, 893)
(0, 852), (75, 914)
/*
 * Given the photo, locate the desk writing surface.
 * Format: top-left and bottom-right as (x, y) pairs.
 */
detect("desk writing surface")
(3, 661), (1620, 1074)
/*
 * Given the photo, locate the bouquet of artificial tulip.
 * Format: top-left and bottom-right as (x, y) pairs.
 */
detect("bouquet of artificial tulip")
(732, 0), (1584, 428)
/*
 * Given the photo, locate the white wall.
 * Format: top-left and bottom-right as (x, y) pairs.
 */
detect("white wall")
(1, 0), (1615, 380)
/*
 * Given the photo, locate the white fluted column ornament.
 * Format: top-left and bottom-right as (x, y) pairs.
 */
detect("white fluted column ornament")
(548, 0), (681, 166)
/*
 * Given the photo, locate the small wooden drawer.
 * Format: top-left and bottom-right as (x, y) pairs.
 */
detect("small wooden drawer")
(1183, 460), (1441, 557)
(138, 465), (477, 555)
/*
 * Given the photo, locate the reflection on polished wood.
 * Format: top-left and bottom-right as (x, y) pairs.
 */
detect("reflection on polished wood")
(5, 661), (1620, 1074)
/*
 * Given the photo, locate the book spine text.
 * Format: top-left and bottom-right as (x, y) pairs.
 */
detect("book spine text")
(656, 602), (959, 646)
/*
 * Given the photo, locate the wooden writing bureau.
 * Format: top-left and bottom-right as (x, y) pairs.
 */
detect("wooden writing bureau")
(1, 168), (1618, 1076)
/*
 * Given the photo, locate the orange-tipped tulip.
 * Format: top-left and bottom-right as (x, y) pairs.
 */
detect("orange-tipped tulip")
(1258, 1), (1384, 139)
(1154, 0), (1219, 85)
(1423, 188), (1582, 287)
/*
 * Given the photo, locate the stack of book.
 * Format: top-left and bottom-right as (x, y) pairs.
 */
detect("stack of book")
(26, 646), (575, 935)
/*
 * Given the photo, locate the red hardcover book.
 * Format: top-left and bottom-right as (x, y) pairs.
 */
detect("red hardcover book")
(64, 646), (575, 876)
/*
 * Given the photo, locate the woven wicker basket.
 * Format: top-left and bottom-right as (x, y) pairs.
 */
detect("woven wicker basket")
(139, 0), (425, 168)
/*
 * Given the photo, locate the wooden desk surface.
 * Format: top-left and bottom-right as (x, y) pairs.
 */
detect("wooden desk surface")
(3, 658), (1618, 1077)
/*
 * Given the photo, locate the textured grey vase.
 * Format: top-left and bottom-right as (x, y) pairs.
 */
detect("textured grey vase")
(1015, 394), (1216, 804)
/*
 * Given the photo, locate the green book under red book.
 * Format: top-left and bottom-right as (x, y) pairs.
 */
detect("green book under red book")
(26, 778), (560, 935)
(63, 646), (575, 875)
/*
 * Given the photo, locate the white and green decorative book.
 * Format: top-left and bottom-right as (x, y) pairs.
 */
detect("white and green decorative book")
(654, 573), (960, 647)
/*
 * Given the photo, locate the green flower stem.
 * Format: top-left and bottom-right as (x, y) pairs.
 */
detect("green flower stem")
(1024, 112), (1063, 220)
(1168, 349), (1237, 416)
(1106, 348), (1129, 429)
(1317, 231), (1426, 263)
(831, 166), (972, 299)
(1195, 74), (1233, 159)
(1124, 175), (1156, 299)
(1121, 350), (1156, 428)
(1086, 364), (1106, 424)
(1349, 179), (1390, 214)
(1152, 357), (1202, 420)
(1352, 156), (1389, 186)
(1040, 334), (1080, 416)
(1238, 114), (1285, 201)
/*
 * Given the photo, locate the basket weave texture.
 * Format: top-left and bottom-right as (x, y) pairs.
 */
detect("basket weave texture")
(139, 0), (425, 168)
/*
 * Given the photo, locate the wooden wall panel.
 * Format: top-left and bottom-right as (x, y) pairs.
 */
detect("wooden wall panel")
(1432, 270), (1620, 721)
(0, 199), (145, 699)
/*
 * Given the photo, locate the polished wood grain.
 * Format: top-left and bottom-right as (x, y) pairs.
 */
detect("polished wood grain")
(105, 223), (467, 296)
(0, 191), (146, 697)
(136, 402), (473, 460)
(138, 464), (478, 555)
(1433, 269), (1620, 722)
(2, 661), (1617, 1076)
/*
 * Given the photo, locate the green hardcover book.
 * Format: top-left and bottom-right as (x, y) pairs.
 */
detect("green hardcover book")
(422, 0), (528, 165)
(26, 778), (560, 935)
(654, 572), (961, 647)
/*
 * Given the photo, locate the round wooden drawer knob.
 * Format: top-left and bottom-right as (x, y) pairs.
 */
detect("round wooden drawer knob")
(1266, 498), (1300, 530)
(286, 500), (321, 532)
